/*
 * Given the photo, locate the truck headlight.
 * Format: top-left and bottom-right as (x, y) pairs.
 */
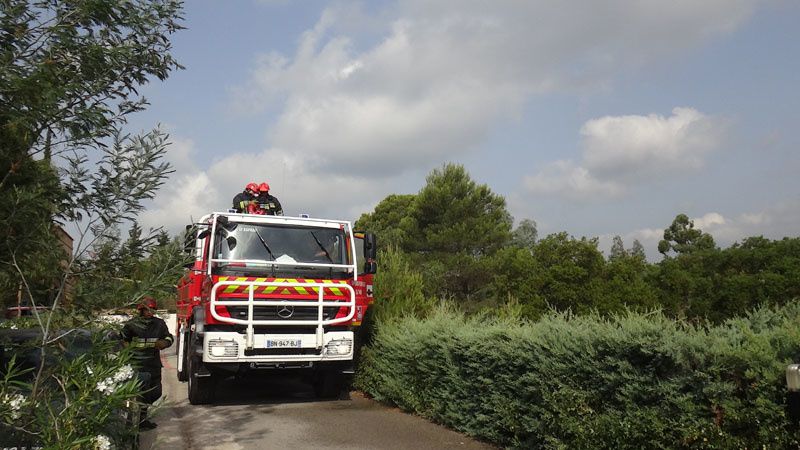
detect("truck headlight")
(324, 339), (352, 356)
(208, 339), (238, 357)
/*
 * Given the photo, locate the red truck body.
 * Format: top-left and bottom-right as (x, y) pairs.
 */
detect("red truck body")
(175, 212), (376, 404)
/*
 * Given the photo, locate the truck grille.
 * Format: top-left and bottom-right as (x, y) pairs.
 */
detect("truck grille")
(225, 305), (341, 321)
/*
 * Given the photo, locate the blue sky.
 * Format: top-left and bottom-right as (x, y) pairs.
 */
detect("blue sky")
(132, 0), (799, 259)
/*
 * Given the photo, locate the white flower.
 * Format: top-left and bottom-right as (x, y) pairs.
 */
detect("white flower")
(96, 365), (134, 395)
(10, 324), (17, 330)
(96, 379), (117, 395)
(94, 434), (112, 450)
(112, 365), (133, 383)
(86, 366), (94, 375)
(2, 393), (25, 420)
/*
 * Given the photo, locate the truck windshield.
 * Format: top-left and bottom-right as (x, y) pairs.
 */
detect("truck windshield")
(212, 222), (350, 278)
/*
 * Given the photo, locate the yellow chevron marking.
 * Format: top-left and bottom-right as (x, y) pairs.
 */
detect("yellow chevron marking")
(289, 279), (309, 295)
(224, 277), (248, 293)
(262, 286), (277, 294)
(280, 288), (291, 295)
(319, 279), (343, 296)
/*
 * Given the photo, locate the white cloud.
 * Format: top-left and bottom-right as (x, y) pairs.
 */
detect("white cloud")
(145, 1), (770, 234)
(163, 135), (199, 175)
(524, 107), (726, 200)
(140, 140), (396, 234)
(139, 171), (219, 232)
(232, 1), (759, 179)
(692, 212), (726, 229)
(523, 160), (625, 201)
(582, 107), (725, 178)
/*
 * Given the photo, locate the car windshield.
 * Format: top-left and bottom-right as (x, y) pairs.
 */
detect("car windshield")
(212, 222), (350, 277)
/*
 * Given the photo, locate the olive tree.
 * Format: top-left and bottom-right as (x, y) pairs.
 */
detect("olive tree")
(0, 1), (184, 447)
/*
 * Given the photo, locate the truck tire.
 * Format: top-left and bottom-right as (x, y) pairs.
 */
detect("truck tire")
(176, 330), (189, 382)
(187, 354), (215, 405)
(313, 372), (344, 399)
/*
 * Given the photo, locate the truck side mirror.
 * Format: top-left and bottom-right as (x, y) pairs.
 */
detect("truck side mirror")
(363, 232), (377, 260)
(184, 225), (195, 254)
(363, 232), (377, 274)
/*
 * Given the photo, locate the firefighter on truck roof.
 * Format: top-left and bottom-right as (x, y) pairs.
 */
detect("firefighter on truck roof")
(232, 182), (259, 213)
(252, 181), (283, 216)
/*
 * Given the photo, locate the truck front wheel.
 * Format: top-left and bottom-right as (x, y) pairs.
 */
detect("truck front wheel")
(313, 372), (346, 399)
(187, 355), (216, 405)
(176, 330), (189, 382)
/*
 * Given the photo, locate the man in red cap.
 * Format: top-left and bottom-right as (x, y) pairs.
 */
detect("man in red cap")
(121, 296), (173, 430)
(232, 182), (259, 213)
(253, 181), (283, 216)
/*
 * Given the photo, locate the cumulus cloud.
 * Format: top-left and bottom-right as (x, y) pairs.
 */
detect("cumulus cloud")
(232, 0), (758, 179)
(582, 107), (725, 178)
(692, 212), (726, 229)
(145, 1), (766, 234)
(525, 107), (726, 200)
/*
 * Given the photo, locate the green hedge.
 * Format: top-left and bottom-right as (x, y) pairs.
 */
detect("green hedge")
(356, 303), (800, 448)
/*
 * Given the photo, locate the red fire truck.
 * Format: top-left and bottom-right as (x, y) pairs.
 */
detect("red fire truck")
(175, 212), (377, 404)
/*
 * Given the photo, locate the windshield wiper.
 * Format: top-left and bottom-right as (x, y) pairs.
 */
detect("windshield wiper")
(309, 231), (333, 263)
(253, 229), (276, 261)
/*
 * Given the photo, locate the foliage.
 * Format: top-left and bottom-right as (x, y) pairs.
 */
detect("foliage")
(357, 301), (800, 449)
(0, 0), (183, 161)
(510, 219), (537, 250)
(355, 194), (417, 250)
(359, 166), (800, 322)
(0, 0), (184, 310)
(414, 163), (512, 255)
(0, 0), (184, 445)
(0, 322), (142, 449)
(357, 163), (513, 300)
(357, 246), (436, 350)
(75, 233), (188, 313)
(369, 247), (434, 323)
(658, 214), (716, 256)
(653, 237), (800, 322)
(0, 153), (65, 309)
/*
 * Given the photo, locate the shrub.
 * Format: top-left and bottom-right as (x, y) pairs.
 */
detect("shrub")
(357, 301), (800, 448)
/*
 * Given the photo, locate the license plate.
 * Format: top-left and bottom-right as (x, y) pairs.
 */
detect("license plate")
(266, 338), (302, 348)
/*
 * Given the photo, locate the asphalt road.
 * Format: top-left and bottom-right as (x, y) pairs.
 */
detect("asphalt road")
(139, 353), (494, 450)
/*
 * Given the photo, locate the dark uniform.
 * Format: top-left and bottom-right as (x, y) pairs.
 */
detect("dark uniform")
(254, 193), (283, 216)
(121, 315), (173, 405)
(232, 190), (256, 213)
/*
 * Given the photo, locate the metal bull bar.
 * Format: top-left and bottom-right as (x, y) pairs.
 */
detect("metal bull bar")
(209, 280), (356, 350)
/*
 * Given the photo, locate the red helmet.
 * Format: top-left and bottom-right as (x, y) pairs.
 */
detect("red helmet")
(258, 182), (270, 193)
(137, 297), (158, 311)
(246, 182), (259, 194)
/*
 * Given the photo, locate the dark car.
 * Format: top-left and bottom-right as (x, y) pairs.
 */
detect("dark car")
(0, 327), (140, 449)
